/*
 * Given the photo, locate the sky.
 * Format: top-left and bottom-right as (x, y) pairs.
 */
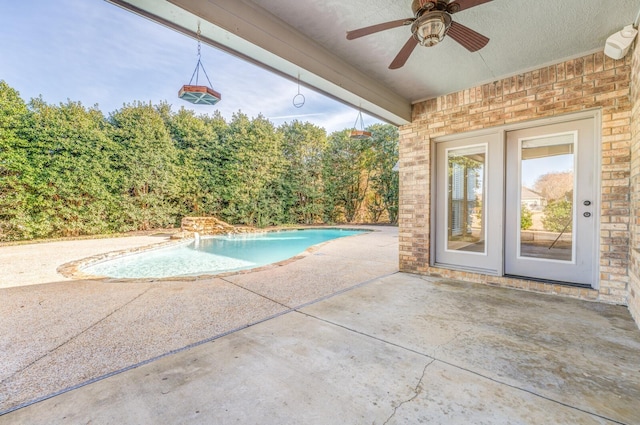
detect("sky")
(0, 0), (380, 134)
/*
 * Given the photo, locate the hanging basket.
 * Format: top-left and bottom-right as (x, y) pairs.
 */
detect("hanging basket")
(179, 24), (221, 106)
(350, 110), (371, 139)
(179, 85), (221, 105)
(350, 129), (372, 139)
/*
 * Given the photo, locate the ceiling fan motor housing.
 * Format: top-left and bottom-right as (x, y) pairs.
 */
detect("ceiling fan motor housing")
(412, 0), (458, 17)
(411, 10), (452, 46)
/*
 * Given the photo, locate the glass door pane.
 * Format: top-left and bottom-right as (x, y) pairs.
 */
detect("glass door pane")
(519, 133), (575, 262)
(446, 145), (486, 254)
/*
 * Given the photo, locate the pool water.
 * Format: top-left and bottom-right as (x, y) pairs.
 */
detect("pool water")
(82, 228), (365, 278)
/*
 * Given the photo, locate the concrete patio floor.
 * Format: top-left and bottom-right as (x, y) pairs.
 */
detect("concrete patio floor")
(1, 226), (639, 424)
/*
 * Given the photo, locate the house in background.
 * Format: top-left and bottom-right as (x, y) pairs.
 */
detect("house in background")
(107, 0), (640, 329)
(521, 187), (546, 211)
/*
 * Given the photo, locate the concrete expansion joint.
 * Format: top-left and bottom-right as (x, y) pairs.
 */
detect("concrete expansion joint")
(0, 287), (153, 386)
(219, 277), (292, 310)
(292, 272), (402, 311)
(382, 359), (435, 425)
(431, 357), (629, 425)
(299, 311), (433, 360)
(221, 271), (402, 312)
(298, 312), (628, 425)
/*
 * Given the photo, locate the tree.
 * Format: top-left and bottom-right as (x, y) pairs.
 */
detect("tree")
(521, 205), (533, 230)
(534, 171), (573, 201)
(367, 124), (399, 223)
(0, 79), (404, 240)
(162, 105), (225, 216)
(279, 120), (327, 224)
(542, 199), (572, 233)
(322, 130), (372, 223)
(218, 112), (286, 227)
(0, 81), (33, 240)
(22, 98), (120, 237)
(109, 102), (181, 230)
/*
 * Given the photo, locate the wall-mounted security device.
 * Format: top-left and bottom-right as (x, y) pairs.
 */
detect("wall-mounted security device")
(604, 24), (638, 60)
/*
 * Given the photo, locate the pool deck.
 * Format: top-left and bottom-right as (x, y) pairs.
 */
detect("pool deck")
(1, 225), (640, 424)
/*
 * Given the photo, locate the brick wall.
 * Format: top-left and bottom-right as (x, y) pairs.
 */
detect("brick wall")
(629, 41), (640, 325)
(399, 51), (632, 306)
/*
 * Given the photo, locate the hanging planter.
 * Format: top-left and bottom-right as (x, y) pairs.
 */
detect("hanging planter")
(350, 110), (371, 139)
(179, 85), (221, 105)
(179, 24), (221, 106)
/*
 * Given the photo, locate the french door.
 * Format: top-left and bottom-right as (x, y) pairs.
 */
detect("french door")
(434, 133), (503, 274)
(504, 119), (596, 285)
(434, 117), (598, 286)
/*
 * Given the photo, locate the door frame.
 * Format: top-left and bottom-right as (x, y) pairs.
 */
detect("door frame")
(430, 109), (602, 288)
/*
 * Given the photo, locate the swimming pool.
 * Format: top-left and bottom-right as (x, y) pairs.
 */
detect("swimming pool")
(81, 228), (365, 279)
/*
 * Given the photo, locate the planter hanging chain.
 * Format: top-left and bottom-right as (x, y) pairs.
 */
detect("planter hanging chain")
(189, 23), (214, 88)
(353, 110), (366, 131)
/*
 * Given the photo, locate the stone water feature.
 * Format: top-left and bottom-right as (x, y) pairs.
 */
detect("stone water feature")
(178, 216), (248, 238)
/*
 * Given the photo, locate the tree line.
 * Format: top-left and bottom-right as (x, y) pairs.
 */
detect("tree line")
(0, 81), (398, 241)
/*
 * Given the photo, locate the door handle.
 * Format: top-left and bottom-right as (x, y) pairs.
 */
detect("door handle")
(583, 200), (591, 206)
(583, 212), (591, 218)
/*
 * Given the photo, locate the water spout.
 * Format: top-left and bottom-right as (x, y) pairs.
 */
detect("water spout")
(194, 232), (200, 249)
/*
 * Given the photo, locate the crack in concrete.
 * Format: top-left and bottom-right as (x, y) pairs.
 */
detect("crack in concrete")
(302, 313), (628, 425)
(0, 286), (153, 385)
(427, 330), (469, 359)
(382, 359), (435, 425)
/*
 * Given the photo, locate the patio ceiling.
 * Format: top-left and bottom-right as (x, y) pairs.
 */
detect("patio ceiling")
(108, 0), (640, 126)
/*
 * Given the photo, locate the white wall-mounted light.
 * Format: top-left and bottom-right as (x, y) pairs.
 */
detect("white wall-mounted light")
(604, 24), (637, 60)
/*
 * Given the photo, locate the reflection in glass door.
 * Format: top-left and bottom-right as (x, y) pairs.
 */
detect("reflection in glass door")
(447, 145), (486, 254)
(519, 133), (575, 262)
(505, 118), (596, 285)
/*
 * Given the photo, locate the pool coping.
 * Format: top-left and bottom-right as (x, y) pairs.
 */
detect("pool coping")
(57, 226), (372, 282)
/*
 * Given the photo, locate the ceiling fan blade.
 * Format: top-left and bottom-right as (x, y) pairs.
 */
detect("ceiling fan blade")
(448, 0), (492, 13)
(447, 21), (489, 52)
(346, 18), (413, 40)
(389, 37), (419, 69)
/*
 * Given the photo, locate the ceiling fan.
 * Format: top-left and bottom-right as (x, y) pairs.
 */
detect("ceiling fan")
(346, 0), (492, 69)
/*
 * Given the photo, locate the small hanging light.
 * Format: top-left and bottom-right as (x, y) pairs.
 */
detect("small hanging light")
(178, 23), (221, 106)
(350, 109), (371, 139)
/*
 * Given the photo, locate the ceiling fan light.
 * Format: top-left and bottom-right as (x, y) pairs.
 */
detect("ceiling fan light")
(412, 11), (452, 47)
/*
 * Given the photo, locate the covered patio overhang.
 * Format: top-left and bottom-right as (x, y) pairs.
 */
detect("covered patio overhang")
(107, 0), (640, 128)
(107, 0), (412, 126)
